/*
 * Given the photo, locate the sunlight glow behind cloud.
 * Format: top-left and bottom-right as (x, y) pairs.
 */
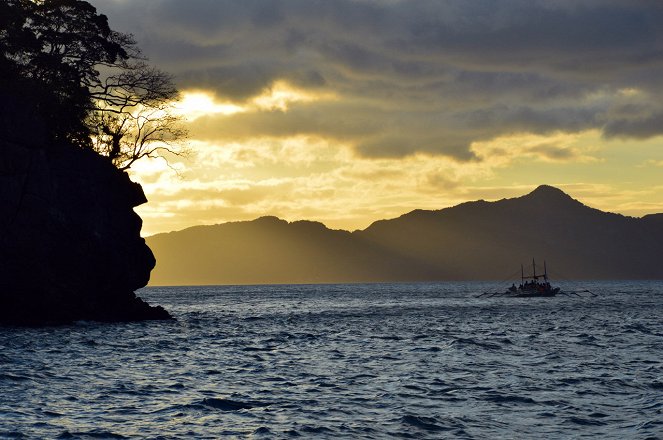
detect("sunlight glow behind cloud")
(252, 81), (334, 111)
(175, 91), (245, 121)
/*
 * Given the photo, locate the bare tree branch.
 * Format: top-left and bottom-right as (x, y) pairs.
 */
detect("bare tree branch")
(88, 62), (188, 170)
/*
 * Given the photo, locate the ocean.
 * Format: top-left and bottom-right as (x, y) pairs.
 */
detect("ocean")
(0, 281), (661, 439)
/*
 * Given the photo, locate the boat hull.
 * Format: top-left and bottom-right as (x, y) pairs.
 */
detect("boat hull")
(512, 291), (557, 297)
(509, 287), (560, 297)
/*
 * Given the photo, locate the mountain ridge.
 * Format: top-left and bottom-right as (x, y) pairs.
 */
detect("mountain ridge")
(146, 185), (663, 284)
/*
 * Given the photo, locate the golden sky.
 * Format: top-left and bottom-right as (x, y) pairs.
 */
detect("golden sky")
(94, 0), (663, 236)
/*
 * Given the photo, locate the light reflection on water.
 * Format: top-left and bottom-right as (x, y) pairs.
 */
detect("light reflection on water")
(0, 281), (661, 438)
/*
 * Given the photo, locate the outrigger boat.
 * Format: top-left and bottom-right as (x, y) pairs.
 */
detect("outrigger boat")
(478, 260), (596, 298)
(508, 259), (558, 297)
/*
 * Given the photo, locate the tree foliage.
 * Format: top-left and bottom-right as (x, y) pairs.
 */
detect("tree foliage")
(0, 0), (187, 168)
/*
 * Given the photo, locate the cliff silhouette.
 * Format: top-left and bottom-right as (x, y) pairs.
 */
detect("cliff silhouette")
(0, 79), (170, 324)
(148, 185), (663, 285)
(0, 0), (172, 325)
(0, 138), (171, 325)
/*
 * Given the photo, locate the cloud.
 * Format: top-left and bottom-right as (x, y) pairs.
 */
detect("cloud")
(93, 0), (663, 160)
(603, 108), (663, 139)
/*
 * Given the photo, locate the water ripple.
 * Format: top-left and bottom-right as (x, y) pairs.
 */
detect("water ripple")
(0, 281), (661, 438)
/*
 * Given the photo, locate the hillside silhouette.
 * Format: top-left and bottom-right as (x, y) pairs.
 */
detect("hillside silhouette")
(147, 216), (434, 285)
(147, 185), (663, 285)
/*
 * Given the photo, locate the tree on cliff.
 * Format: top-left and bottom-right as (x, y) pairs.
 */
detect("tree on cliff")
(0, 0), (187, 168)
(88, 62), (189, 170)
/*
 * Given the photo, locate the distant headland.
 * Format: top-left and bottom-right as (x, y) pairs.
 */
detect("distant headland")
(147, 185), (663, 285)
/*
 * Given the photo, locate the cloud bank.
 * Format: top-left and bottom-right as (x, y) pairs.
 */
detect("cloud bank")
(97, 0), (663, 159)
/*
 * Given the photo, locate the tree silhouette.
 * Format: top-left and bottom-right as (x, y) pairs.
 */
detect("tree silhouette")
(0, 0), (187, 167)
(89, 62), (188, 170)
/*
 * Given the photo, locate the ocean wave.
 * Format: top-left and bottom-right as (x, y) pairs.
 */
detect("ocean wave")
(0, 373), (32, 382)
(56, 430), (128, 439)
(252, 427), (272, 435)
(451, 337), (503, 350)
(483, 393), (538, 405)
(198, 397), (270, 411)
(0, 432), (28, 439)
(401, 415), (456, 432)
(1, 282), (661, 439)
(300, 425), (335, 434)
(564, 416), (608, 426)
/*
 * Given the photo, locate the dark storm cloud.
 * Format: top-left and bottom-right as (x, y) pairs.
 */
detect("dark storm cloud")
(603, 108), (663, 140)
(95, 0), (663, 158)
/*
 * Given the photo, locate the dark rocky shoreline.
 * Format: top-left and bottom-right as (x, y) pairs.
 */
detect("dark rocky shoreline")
(0, 139), (171, 325)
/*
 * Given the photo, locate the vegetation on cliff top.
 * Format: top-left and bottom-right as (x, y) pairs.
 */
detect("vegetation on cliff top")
(0, 0), (186, 170)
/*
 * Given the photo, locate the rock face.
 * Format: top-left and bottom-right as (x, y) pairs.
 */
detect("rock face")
(0, 139), (171, 325)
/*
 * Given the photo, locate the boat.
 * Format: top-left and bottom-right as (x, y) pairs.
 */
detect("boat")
(507, 259), (560, 297)
(477, 259), (598, 298)
(477, 259), (596, 298)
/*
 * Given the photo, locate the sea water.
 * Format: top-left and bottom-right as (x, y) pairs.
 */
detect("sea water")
(0, 281), (661, 439)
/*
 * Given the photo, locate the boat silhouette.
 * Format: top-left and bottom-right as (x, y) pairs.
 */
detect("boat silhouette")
(479, 260), (596, 298)
(508, 259), (559, 297)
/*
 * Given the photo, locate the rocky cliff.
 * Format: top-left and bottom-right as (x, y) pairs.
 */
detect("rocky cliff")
(0, 139), (171, 325)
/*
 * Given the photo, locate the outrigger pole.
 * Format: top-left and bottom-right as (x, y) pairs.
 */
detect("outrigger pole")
(477, 260), (599, 298)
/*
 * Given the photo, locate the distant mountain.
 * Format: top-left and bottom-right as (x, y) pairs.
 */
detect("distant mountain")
(146, 185), (663, 285)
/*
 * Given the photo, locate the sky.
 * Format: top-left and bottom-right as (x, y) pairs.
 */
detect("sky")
(92, 0), (663, 236)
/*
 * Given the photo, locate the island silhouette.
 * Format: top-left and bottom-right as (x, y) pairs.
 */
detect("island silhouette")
(0, 0), (173, 325)
(148, 185), (663, 285)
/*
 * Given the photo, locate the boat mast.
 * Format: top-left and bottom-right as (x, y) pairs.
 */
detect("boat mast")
(532, 258), (536, 280)
(544, 260), (548, 282)
(521, 264), (524, 284)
